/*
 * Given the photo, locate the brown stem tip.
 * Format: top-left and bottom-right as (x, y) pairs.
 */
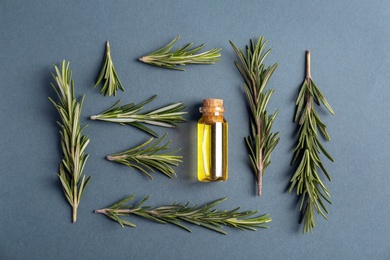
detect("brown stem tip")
(306, 50), (311, 79)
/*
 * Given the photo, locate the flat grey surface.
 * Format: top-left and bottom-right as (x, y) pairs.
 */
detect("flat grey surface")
(1, 1), (389, 259)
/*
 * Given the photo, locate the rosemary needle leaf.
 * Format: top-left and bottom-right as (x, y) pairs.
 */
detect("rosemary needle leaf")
(139, 35), (222, 70)
(106, 133), (182, 179)
(95, 41), (125, 96)
(230, 37), (280, 196)
(95, 195), (272, 235)
(90, 95), (187, 137)
(289, 50), (335, 233)
(49, 60), (92, 223)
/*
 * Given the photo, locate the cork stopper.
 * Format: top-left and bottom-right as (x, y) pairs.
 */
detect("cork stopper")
(199, 98), (225, 124)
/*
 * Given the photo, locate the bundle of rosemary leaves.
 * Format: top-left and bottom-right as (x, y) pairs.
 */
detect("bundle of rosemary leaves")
(106, 133), (182, 179)
(95, 41), (125, 96)
(90, 95), (187, 137)
(230, 37), (280, 196)
(95, 195), (271, 235)
(139, 36), (221, 70)
(289, 51), (334, 233)
(49, 60), (92, 223)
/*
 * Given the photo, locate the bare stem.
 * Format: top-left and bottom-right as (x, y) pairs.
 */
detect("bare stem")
(306, 50), (311, 79)
(257, 119), (263, 196)
(106, 155), (126, 161)
(251, 76), (258, 104)
(95, 209), (108, 215)
(253, 74), (263, 196)
(73, 204), (78, 223)
(257, 168), (263, 196)
(95, 208), (140, 215)
(305, 51), (312, 114)
(139, 56), (150, 63)
(73, 183), (78, 223)
(306, 91), (312, 114)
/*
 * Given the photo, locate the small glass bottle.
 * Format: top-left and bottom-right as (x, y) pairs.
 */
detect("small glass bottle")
(197, 98), (228, 182)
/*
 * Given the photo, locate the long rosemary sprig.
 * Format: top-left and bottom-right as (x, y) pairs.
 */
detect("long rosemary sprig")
(90, 95), (187, 137)
(49, 60), (92, 223)
(95, 195), (271, 235)
(106, 133), (182, 179)
(95, 41), (125, 96)
(289, 51), (335, 233)
(139, 36), (221, 70)
(230, 37), (280, 196)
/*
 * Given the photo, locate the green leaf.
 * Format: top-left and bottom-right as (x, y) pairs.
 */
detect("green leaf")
(130, 122), (159, 138)
(311, 79), (335, 115)
(108, 195), (135, 209)
(78, 176), (92, 201)
(57, 173), (73, 205)
(119, 218), (136, 228)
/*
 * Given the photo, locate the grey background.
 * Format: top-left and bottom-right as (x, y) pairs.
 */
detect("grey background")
(1, 0), (389, 259)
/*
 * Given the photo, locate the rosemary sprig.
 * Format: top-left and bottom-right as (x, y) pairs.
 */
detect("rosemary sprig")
(49, 60), (92, 223)
(106, 133), (182, 179)
(230, 37), (280, 196)
(139, 35), (222, 70)
(90, 95), (187, 137)
(95, 41), (124, 96)
(289, 50), (335, 233)
(95, 195), (271, 235)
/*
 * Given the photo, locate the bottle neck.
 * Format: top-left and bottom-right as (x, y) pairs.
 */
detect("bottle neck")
(200, 98), (225, 124)
(200, 106), (224, 123)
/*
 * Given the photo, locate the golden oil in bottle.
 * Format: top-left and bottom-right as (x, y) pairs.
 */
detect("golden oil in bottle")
(197, 99), (228, 182)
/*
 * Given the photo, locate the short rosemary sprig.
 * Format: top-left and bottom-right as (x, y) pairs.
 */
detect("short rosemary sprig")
(289, 50), (335, 233)
(95, 195), (271, 235)
(106, 133), (182, 179)
(90, 95), (187, 137)
(230, 37), (280, 196)
(95, 41), (124, 96)
(139, 35), (222, 70)
(49, 60), (92, 223)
